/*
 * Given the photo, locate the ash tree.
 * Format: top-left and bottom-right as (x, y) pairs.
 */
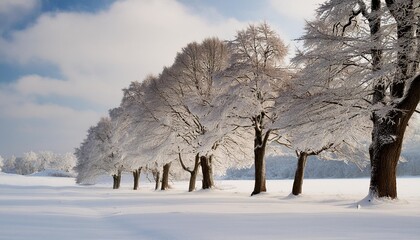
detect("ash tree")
(220, 23), (290, 195)
(293, 0), (420, 199)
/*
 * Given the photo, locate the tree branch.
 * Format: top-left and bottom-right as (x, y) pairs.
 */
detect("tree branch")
(341, 9), (361, 36)
(178, 152), (193, 174)
(308, 143), (334, 156)
(397, 74), (420, 112)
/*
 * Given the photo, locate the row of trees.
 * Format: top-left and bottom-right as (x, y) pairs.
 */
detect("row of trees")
(0, 151), (76, 175)
(76, 0), (419, 199)
(75, 23), (295, 192)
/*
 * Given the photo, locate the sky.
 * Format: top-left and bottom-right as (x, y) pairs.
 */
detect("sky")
(0, 0), (328, 157)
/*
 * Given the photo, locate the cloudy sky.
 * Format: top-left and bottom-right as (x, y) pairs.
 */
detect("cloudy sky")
(0, 0), (326, 157)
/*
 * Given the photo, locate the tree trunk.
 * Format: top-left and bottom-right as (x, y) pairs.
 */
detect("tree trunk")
(112, 174), (118, 189)
(161, 162), (171, 190)
(251, 127), (271, 196)
(292, 152), (308, 196)
(368, 1), (419, 199)
(189, 166), (199, 192)
(179, 153), (201, 192)
(112, 169), (122, 189)
(133, 167), (142, 190)
(369, 75), (420, 199)
(116, 169), (122, 189)
(369, 121), (401, 199)
(200, 155), (214, 189)
(153, 170), (160, 191)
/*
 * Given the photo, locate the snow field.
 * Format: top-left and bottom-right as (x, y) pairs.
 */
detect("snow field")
(0, 173), (419, 239)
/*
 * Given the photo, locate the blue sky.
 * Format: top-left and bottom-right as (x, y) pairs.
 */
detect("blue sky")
(0, 0), (325, 157)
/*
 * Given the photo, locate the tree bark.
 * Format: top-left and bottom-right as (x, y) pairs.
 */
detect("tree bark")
(292, 152), (308, 196)
(369, 75), (420, 199)
(200, 155), (214, 189)
(179, 153), (201, 192)
(251, 127), (271, 196)
(368, 0), (419, 199)
(133, 167), (142, 190)
(161, 162), (171, 190)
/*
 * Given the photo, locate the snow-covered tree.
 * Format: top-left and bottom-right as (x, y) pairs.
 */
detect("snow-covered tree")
(122, 38), (245, 191)
(115, 81), (146, 189)
(109, 106), (145, 190)
(273, 73), (372, 195)
(13, 151), (40, 175)
(291, 0), (420, 199)
(49, 152), (77, 173)
(75, 117), (122, 188)
(0, 151), (76, 175)
(220, 23), (290, 195)
(116, 76), (180, 190)
(164, 37), (232, 189)
(1, 155), (16, 173)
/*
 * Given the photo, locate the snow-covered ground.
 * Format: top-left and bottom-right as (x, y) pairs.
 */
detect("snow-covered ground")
(1, 173), (419, 240)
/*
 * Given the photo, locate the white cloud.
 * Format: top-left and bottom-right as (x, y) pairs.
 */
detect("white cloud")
(0, 0), (246, 156)
(1, 0), (244, 106)
(0, 0), (39, 33)
(268, 0), (325, 21)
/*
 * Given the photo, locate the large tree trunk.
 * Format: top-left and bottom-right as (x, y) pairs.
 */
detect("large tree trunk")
(292, 152), (308, 196)
(200, 155), (214, 189)
(161, 162), (171, 190)
(133, 167), (142, 190)
(369, 75), (420, 199)
(179, 153), (201, 192)
(251, 126), (271, 196)
(368, 1), (419, 199)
